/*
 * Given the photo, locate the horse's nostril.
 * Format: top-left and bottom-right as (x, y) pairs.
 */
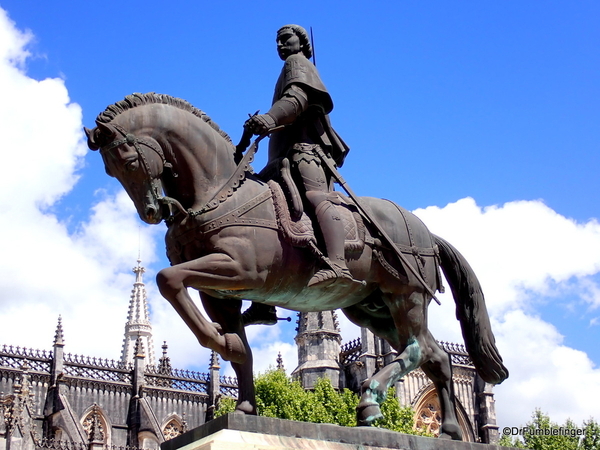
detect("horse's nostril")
(145, 205), (157, 219)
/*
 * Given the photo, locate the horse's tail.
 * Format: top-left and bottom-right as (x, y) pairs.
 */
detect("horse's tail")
(433, 234), (509, 384)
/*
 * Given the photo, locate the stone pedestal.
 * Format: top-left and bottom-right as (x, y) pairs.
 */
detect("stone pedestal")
(161, 414), (518, 450)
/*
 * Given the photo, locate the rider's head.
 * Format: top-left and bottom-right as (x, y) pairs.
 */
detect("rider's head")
(276, 24), (312, 61)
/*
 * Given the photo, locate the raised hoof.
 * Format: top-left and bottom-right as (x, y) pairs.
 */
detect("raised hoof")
(242, 303), (278, 326)
(356, 402), (383, 426)
(220, 333), (247, 364)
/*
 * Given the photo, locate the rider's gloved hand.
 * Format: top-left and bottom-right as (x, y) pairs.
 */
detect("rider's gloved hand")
(244, 113), (277, 136)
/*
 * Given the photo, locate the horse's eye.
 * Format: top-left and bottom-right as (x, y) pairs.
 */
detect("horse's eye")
(125, 160), (139, 172)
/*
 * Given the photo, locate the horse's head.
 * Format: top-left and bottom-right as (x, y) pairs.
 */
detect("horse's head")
(86, 121), (171, 224)
(88, 93), (240, 225)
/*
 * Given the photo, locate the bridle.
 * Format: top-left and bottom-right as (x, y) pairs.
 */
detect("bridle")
(100, 123), (175, 175)
(100, 123), (186, 217)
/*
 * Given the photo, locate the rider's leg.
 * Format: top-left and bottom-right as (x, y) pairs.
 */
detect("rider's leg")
(307, 194), (352, 287)
(291, 148), (353, 287)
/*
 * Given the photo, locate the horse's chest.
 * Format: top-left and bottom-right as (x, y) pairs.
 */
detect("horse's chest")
(165, 218), (208, 265)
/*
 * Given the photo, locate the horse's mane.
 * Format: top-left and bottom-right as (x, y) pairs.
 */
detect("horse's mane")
(95, 92), (234, 145)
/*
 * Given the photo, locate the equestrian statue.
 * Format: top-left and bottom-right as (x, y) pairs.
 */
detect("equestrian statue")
(85, 24), (508, 441)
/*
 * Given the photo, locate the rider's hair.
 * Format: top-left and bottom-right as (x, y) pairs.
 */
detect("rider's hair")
(277, 24), (312, 59)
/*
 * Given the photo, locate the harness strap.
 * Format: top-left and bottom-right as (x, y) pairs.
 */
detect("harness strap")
(390, 200), (429, 286)
(200, 189), (276, 233)
(170, 189), (278, 250)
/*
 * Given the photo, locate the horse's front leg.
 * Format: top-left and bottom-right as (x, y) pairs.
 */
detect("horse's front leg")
(201, 293), (256, 415)
(156, 253), (262, 364)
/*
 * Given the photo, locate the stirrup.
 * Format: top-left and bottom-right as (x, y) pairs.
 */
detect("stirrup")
(242, 304), (278, 326)
(308, 265), (363, 288)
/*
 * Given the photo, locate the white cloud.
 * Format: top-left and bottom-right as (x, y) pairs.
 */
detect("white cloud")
(0, 8), (160, 360)
(0, 9), (31, 69)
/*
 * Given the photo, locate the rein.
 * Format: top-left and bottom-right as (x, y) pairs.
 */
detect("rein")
(188, 132), (270, 218)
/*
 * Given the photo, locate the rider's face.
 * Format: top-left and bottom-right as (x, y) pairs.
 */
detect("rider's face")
(277, 30), (301, 60)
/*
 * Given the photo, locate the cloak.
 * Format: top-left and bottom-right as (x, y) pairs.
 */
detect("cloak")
(268, 53), (350, 167)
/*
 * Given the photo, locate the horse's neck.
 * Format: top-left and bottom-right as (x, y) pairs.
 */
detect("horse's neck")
(160, 117), (237, 211)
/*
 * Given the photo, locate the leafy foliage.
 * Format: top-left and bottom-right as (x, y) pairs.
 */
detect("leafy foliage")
(215, 369), (427, 435)
(498, 409), (600, 450)
(374, 387), (431, 436)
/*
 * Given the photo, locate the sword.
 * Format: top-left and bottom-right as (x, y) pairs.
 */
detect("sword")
(313, 146), (441, 304)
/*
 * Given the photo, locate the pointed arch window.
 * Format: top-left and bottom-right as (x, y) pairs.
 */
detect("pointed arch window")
(414, 393), (442, 436)
(163, 418), (184, 440)
(81, 404), (110, 444)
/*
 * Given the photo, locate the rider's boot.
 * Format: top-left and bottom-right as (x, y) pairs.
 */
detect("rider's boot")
(242, 302), (278, 326)
(308, 200), (356, 288)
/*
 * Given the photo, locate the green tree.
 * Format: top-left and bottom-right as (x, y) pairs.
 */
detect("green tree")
(373, 387), (431, 436)
(215, 369), (424, 435)
(498, 433), (525, 448)
(523, 410), (581, 450)
(497, 409), (600, 450)
(581, 418), (600, 450)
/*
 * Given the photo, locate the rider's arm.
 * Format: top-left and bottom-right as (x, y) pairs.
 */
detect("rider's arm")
(245, 85), (309, 134)
(267, 84), (308, 126)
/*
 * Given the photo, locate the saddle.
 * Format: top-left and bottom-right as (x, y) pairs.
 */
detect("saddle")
(268, 180), (366, 256)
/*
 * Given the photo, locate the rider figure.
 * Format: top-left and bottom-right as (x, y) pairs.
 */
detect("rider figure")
(244, 24), (353, 288)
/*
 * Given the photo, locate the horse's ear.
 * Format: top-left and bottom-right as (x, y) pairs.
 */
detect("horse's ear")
(96, 121), (118, 139)
(84, 127), (99, 150)
(86, 122), (118, 150)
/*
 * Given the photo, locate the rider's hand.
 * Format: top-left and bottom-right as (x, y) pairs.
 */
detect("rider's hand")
(244, 113), (277, 136)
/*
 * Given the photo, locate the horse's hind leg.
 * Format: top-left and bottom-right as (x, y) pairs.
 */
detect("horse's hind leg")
(357, 335), (422, 425)
(356, 291), (428, 426)
(420, 332), (462, 440)
(201, 293), (256, 415)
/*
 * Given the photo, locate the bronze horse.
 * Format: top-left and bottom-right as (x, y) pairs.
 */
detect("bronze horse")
(86, 93), (507, 440)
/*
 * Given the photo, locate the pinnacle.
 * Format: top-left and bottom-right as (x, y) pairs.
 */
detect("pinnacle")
(134, 335), (145, 358)
(54, 315), (65, 347)
(276, 352), (285, 371)
(209, 351), (220, 370)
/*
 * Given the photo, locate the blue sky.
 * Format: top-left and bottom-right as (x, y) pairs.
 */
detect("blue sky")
(0, 0), (599, 431)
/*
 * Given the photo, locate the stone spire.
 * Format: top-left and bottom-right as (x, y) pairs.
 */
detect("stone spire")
(292, 311), (343, 389)
(120, 259), (155, 366)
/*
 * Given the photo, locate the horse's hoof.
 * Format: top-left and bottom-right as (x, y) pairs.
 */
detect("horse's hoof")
(221, 333), (247, 364)
(439, 432), (462, 441)
(234, 401), (257, 415)
(356, 402), (383, 426)
(439, 424), (463, 441)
